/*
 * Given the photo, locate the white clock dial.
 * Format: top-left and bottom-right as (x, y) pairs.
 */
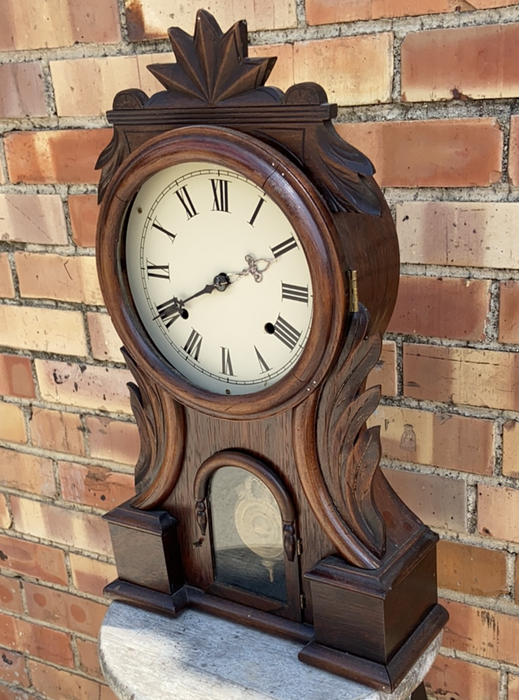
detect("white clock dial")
(125, 162), (313, 395)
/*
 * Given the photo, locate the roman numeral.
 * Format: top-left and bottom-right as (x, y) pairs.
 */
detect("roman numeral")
(176, 186), (198, 219)
(183, 329), (202, 362)
(155, 299), (180, 328)
(281, 282), (309, 304)
(221, 347), (235, 376)
(211, 179), (230, 212)
(146, 261), (170, 280)
(271, 236), (297, 259)
(254, 346), (271, 374)
(273, 315), (301, 351)
(248, 197), (265, 226)
(152, 220), (176, 241)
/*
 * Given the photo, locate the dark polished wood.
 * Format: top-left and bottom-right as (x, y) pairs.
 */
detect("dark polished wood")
(96, 9), (446, 693)
(103, 500), (184, 595)
(411, 683), (428, 700)
(299, 603), (447, 692)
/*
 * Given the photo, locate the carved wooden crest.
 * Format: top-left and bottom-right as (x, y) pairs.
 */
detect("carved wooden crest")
(96, 9), (380, 215)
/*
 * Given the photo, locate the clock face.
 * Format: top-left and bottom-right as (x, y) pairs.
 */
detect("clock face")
(125, 161), (314, 395)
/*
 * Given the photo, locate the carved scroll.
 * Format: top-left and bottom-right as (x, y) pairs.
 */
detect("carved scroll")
(122, 348), (185, 510)
(293, 306), (386, 570)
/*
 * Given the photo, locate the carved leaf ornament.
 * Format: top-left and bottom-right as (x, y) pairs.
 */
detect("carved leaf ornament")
(294, 307), (386, 569)
(147, 11), (276, 104)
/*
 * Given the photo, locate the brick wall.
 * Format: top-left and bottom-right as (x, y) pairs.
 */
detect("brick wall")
(0, 1), (519, 699)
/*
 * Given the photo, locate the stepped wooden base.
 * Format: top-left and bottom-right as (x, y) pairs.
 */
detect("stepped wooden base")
(299, 603), (447, 692)
(103, 500), (184, 596)
(103, 502), (446, 693)
(301, 532), (448, 692)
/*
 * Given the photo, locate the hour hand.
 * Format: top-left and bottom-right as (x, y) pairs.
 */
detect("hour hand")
(153, 297), (185, 328)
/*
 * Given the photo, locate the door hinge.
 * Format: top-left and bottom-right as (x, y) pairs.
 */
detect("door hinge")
(296, 539), (303, 557)
(348, 269), (359, 313)
(300, 594), (306, 610)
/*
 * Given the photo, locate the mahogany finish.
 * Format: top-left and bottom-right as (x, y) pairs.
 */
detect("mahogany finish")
(95, 10), (446, 691)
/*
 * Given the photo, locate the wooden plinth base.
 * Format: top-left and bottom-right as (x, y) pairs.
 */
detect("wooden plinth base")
(301, 532), (448, 692)
(299, 603), (447, 692)
(103, 500), (184, 596)
(103, 502), (446, 693)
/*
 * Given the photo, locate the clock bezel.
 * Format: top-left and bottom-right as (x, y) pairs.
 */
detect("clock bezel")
(97, 125), (348, 420)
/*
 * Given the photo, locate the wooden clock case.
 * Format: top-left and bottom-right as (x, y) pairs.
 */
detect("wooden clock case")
(95, 11), (447, 693)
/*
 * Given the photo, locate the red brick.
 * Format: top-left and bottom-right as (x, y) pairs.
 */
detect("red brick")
(5, 129), (111, 185)
(0, 194), (68, 245)
(510, 116), (519, 186)
(0, 305), (87, 356)
(69, 554), (116, 597)
(370, 405), (494, 475)
(0, 574), (23, 614)
(503, 420), (519, 478)
(382, 468), (467, 531)
(100, 687), (119, 700)
(0, 356), (34, 399)
(15, 252), (103, 305)
(0, 495), (11, 530)
(85, 416), (140, 465)
(388, 276), (489, 340)
(59, 462), (135, 510)
(0, 403), (27, 444)
(426, 654), (499, 700)
(0, 448), (55, 497)
(0, 0), (120, 50)
(0, 647), (29, 687)
(35, 360), (132, 414)
(404, 344), (519, 411)
(0, 255), (14, 299)
(397, 201), (519, 269)
(30, 407), (85, 456)
(0, 535), (67, 585)
(292, 34), (393, 106)
(510, 675), (519, 700)
(478, 485), (519, 544)
(499, 281), (519, 344)
(10, 497), (112, 557)
(68, 194), (98, 248)
(0, 611), (16, 649)
(87, 313), (124, 363)
(437, 540), (507, 596)
(51, 53), (167, 117)
(24, 582), (107, 637)
(337, 119), (502, 188)
(30, 660), (107, 700)
(125, 0), (296, 41)
(0, 687), (32, 700)
(0, 62), (46, 118)
(306, 0), (518, 24)
(402, 24), (519, 103)
(367, 340), (397, 397)
(443, 599), (519, 663)
(77, 637), (103, 678)
(1, 613), (74, 667)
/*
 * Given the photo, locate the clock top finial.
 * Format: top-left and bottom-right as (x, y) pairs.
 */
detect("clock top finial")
(147, 10), (278, 106)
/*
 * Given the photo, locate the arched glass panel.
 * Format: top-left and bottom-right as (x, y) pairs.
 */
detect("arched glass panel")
(209, 466), (287, 603)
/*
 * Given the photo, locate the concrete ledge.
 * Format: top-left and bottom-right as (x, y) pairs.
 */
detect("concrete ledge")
(99, 601), (441, 700)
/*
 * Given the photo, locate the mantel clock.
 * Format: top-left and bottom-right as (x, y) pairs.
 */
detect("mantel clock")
(96, 11), (447, 692)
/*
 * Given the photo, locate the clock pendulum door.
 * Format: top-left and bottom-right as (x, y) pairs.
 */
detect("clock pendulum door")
(96, 9), (447, 693)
